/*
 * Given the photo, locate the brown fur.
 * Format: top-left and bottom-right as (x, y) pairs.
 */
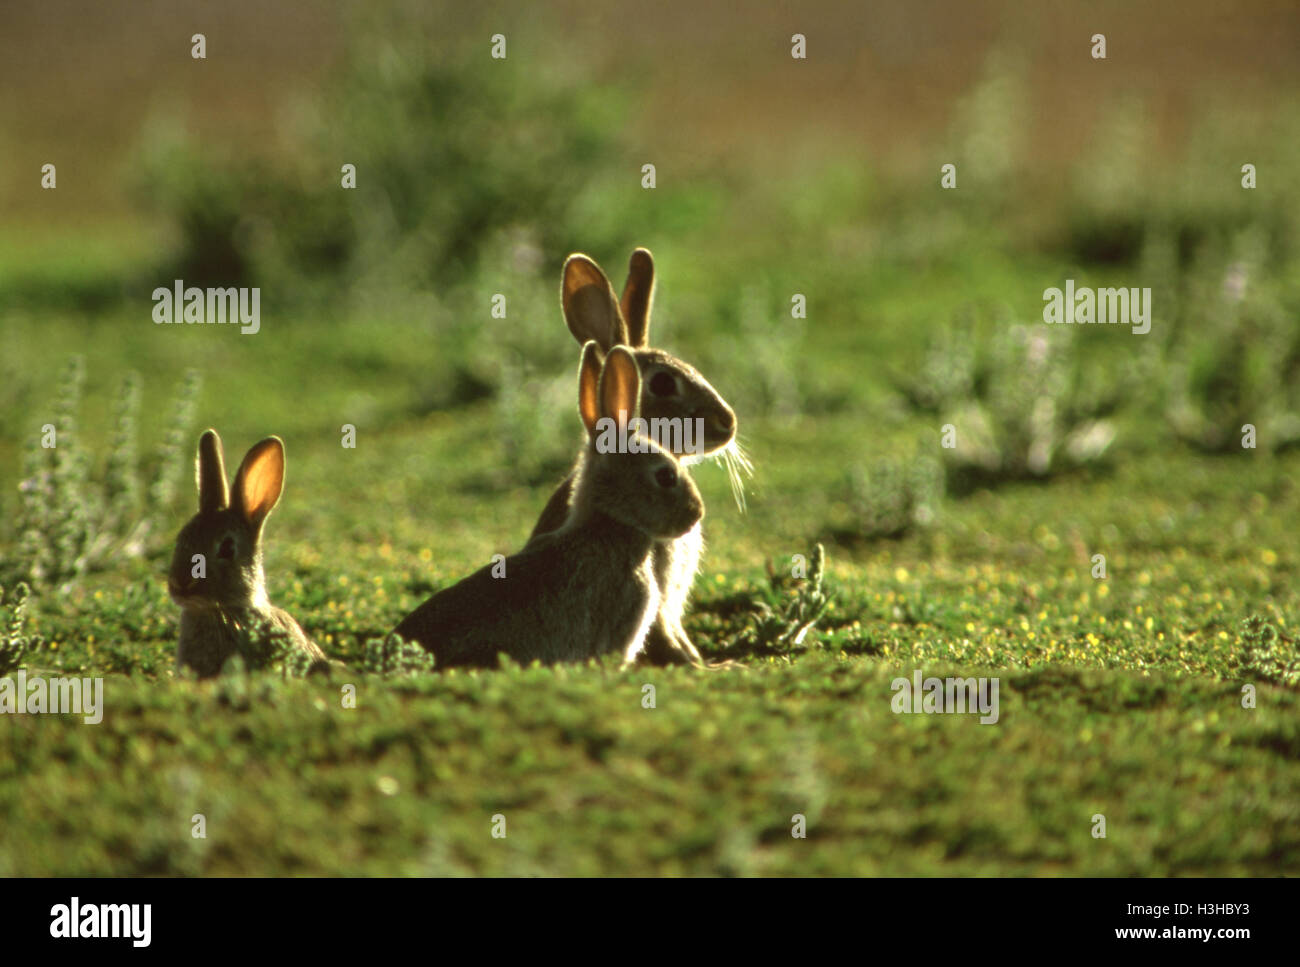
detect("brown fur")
(169, 430), (326, 678)
(529, 249), (737, 667)
(395, 346), (703, 668)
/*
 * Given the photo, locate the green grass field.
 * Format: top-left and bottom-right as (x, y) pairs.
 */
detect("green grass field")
(2, 0), (1299, 877)
(4, 246), (1299, 876)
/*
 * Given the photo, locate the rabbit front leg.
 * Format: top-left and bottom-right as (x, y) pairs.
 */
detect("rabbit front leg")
(640, 540), (705, 666)
(642, 615), (703, 666)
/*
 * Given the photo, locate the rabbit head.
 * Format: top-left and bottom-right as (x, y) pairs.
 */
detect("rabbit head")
(168, 429), (286, 613)
(573, 341), (704, 541)
(561, 249), (737, 465)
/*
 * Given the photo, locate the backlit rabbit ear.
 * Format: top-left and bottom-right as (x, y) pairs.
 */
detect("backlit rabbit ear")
(232, 437), (285, 531)
(599, 346), (641, 431)
(578, 341), (603, 438)
(562, 254), (628, 351)
(620, 248), (655, 348)
(196, 429), (229, 513)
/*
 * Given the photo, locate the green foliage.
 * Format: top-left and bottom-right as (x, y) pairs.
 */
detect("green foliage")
(830, 451), (944, 543)
(899, 321), (1123, 492)
(1, 660), (1295, 876)
(0, 583), (42, 675)
(243, 615), (311, 680)
(361, 632), (437, 678)
(131, 7), (626, 302)
(1241, 615), (1300, 689)
(14, 356), (93, 587)
(722, 545), (833, 657)
(727, 286), (807, 420)
(1160, 228), (1300, 453)
(6, 34), (1300, 876)
(2, 358), (200, 589)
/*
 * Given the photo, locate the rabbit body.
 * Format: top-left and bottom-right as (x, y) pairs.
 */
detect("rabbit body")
(395, 513), (661, 669)
(169, 430), (326, 678)
(528, 250), (737, 666)
(395, 344), (702, 669)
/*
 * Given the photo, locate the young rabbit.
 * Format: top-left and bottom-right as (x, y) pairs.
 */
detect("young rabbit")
(394, 344), (703, 669)
(168, 429), (327, 678)
(528, 249), (739, 667)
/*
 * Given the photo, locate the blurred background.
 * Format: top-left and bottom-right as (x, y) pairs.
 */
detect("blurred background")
(1, 0), (1299, 599)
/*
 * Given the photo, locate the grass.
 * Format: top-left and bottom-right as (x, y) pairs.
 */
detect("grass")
(3, 660), (1296, 877)
(2, 2), (1299, 877)
(2, 264), (1298, 874)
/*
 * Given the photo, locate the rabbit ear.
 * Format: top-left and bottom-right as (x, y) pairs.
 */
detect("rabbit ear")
(562, 254), (628, 351)
(620, 248), (655, 348)
(196, 429), (229, 513)
(599, 346), (641, 430)
(232, 437), (285, 530)
(577, 341), (603, 437)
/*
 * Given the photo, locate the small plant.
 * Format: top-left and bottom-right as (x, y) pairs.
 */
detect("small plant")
(898, 320), (1122, 492)
(186, 614), (326, 681)
(1161, 233), (1300, 453)
(0, 583), (43, 675)
(361, 632), (437, 677)
(727, 544), (832, 656)
(832, 451), (943, 543)
(3, 359), (201, 589)
(1241, 615), (1300, 689)
(238, 614), (297, 675)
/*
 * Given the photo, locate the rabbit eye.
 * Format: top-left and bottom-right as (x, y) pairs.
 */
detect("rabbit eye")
(655, 467), (678, 488)
(648, 371), (677, 397)
(217, 536), (236, 561)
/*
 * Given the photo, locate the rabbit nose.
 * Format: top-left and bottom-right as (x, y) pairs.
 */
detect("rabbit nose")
(709, 410), (736, 436)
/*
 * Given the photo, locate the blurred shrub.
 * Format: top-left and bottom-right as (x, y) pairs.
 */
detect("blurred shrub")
(689, 284), (808, 422)
(897, 319), (1127, 492)
(1061, 102), (1300, 269)
(131, 3), (629, 304)
(1, 357), (200, 589)
(1158, 227), (1300, 452)
(948, 49), (1029, 204)
(826, 450), (944, 544)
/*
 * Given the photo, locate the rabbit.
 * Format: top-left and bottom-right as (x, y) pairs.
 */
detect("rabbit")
(528, 249), (741, 667)
(168, 429), (327, 678)
(393, 343), (704, 669)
